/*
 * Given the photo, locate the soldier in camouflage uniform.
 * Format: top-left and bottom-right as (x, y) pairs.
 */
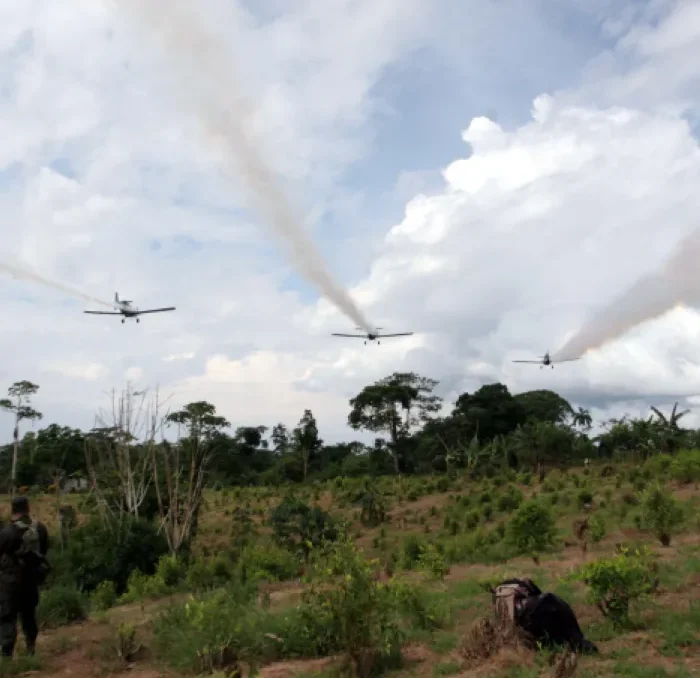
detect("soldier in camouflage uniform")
(0, 497), (49, 658)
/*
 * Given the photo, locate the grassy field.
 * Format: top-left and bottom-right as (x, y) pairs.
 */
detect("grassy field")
(2, 459), (700, 678)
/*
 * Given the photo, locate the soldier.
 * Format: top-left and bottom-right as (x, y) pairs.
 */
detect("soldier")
(0, 496), (50, 658)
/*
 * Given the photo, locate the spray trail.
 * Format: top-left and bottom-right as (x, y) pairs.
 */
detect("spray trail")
(0, 261), (113, 308)
(552, 228), (700, 361)
(116, 0), (375, 334)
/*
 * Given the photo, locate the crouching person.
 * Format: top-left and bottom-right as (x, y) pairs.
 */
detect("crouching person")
(492, 578), (598, 654)
(0, 497), (50, 658)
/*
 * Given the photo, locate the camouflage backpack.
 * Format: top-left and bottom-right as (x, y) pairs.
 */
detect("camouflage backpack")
(492, 578), (540, 624)
(14, 519), (51, 586)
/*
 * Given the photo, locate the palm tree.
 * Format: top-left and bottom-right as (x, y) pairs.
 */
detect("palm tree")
(572, 407), (593, 431)
(650, 402), (690, 454)
(650, 402), (689, 428)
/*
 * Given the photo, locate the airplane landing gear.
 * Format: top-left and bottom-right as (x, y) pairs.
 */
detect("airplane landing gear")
(121, 318), (125, 324)
(364, 340), (367, 345)
(136, 318), (140, 323)
(378, 340), (381, 345)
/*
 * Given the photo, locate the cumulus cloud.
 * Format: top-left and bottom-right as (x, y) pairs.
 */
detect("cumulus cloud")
(2, 0), (700, 442)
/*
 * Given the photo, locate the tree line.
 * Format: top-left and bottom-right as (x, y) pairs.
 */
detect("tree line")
(1, 373), (695, 496)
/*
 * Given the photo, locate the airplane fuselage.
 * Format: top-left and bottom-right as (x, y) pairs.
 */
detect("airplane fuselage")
(115, 301), (141, 322)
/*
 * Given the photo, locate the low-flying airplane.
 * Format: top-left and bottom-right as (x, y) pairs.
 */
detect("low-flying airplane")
(84, 293), (176, 324)
(331, 327), (413, 345)
(512, 351), (580, 369)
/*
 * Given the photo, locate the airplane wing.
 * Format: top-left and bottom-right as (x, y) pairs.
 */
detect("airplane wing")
(84, 311), (123, 315)
(133, 307), (176, 315)
(553, 357), (581, 363)
(380, 332), (413, 337)
(331, 333), (367, 338)
(512, 360), (543, 363)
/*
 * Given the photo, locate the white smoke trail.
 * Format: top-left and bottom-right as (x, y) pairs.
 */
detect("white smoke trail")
(0, 261), (113, 308)
(115, 0), (375, 334)
(552, 228), (700, 361)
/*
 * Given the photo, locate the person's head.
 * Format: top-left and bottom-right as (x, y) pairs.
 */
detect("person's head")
(11, 496), (30, 519)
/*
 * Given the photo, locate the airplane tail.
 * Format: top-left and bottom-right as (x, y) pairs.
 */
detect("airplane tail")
(115, 292), (119, 303)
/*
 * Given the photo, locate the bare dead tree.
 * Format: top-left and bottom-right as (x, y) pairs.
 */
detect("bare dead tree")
(85, 383), (170, 528)
(152, 401), (229, 553)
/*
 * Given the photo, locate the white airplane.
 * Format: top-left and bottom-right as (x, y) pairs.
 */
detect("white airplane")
(84, 292), (176, 324)
(512, 351), (580, 369)
(331, 326), (413, 345)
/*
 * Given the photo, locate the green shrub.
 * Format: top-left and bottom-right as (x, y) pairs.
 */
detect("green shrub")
(572, 547), (658, 626)
(37, 585), (87, 629)
(152, 584), (272, 675)
(268, 498), (339, 558)
(417, 543), (450, 581)
(155, 553), (186, 588)
(464, 510), (481, 530)
(577, 488), (594, 508)
(640, 485), (684, 546)
(67, 516), (168, 594)
(505, 499), (557, 560)
(89, 580), (117, 612)
(400, 535), (427, 570)
(670, 450), (700, 484)
(589, 514), (606, 545)
(496, 485), (522, 512)
(238, 542), (300, 583)
(302, 538), (403, 677)
(185, 555), (235, 592)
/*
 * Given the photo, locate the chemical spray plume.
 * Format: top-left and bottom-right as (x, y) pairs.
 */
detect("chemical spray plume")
(115, 0), (375, 335)
(0, 261), (113, 308)
(552, 227), (700, 361)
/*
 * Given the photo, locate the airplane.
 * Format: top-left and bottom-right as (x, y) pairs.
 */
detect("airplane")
(512, 351), (580, 369)
(331, 327), (413, 345)
(84, 292), (176, 324)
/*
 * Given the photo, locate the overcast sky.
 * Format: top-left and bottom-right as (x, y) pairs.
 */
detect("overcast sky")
(2, 0), (700, 443)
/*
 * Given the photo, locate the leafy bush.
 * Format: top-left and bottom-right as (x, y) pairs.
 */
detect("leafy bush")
(185, 555), (235, 592)
(577, 488), (594, 509)
(670, 450), (700, 484)
(496, 485), (523, 512)
(238, 541), (301, 583)
(572, 547), (658, 626)
(357, 482), (388, 527)
(67, 516), (169, 594)
(399, 535), (427, 570)
(505, 499), (557, 560)
(640, 485), (684, 546)
(302, 538), (403, 677)
(589, 514), (606, 545)
(417, 543), (450, 581)
(90, 580), (117, 612)
(152, 584), (273, 675)
(155, 553), (187, 588)
(37, 585), (87, 629)
(268, 498), (339, 558)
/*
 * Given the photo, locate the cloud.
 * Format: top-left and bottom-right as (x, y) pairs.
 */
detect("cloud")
(3, 0), (700, 444)
(44, 361), (107, 382)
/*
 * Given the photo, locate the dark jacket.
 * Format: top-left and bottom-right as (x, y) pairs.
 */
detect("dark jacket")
(0, 517), (50, 592)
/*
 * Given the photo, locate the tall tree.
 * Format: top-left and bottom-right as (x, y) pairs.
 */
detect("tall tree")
(85, 386), (166, 525)
(293, 409), (322, 481)
(349, 372), (441, 473)
(154, 401), (229, 553)
(452, 383), (525, 442)
(515, 389), (573, 425)
(271, 423), (291, 455)
(571, 406), (593, 431)
(650, 403), (689, 453)
(0, 381), (42, 495)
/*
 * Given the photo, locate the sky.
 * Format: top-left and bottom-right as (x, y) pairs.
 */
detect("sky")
(2, 0), (700, 443)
